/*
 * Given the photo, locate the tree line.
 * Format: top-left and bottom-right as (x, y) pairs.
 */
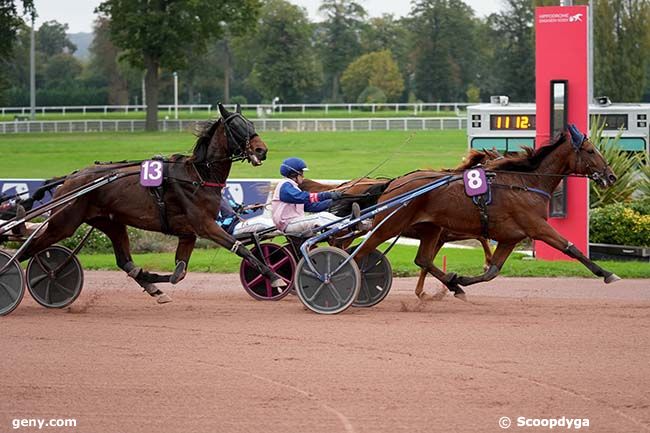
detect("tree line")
(1, 0), (650, 131)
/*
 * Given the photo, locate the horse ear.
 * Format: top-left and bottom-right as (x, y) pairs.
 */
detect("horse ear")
(217, 102), (229, 119)
(236, 103), (242, 114)
(568, 124), (585, 146)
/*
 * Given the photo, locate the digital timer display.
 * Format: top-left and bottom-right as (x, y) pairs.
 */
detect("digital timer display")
(490, 114), (536, 130)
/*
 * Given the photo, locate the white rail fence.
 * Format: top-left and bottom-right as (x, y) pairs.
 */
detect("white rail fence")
(0, 102), (470, 117)
(0, 118), (467, 134)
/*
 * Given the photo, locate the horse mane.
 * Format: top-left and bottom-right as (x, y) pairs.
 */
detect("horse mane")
(486, 133), (566, 172)
(190, 119), (222, 164)
(456, 148), (501, 170)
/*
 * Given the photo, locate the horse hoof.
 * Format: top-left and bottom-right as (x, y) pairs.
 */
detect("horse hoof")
(271, 278), (287, 288)
(170, 261), (186, 285)
(605, 273), (621, 284)
(156, 293), (173, 304)
(454, 292), (468, 302)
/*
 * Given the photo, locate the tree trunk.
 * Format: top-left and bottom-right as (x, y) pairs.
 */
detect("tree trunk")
(144, 53), (160, 132)
(332, 74), (339, 101)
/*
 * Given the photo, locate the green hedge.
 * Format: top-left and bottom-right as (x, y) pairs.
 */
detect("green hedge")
(590, 202), (650, 246)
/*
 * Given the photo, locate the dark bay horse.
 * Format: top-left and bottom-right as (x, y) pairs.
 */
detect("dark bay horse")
(301, 148), (500, 299)
(354, 126), (619, 299)
(19, 104), (286, 303)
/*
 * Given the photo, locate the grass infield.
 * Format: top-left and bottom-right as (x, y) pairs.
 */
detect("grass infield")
(1, 129), (647, 278)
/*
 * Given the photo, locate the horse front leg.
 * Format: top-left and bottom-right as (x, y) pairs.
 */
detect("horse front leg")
(452, 242), (517, 287)
(199, 223), (286, 288)
(531, 221), (621, 283)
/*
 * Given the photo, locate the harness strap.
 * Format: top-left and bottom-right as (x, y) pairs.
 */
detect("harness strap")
(148, 160), (172, 234)
(471, 191), (491, 239)
(492, 183), (552, 200)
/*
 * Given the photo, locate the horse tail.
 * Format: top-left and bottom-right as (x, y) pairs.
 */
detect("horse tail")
(329, 178), (392, 217)
(19, 175), (67, 211)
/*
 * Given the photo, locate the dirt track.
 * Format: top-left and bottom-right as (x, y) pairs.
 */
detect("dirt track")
(2, 271), (650, 433)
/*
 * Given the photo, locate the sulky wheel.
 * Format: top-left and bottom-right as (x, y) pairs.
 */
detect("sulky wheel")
(348, 248), (393, 308)
(26, 245), (83, 308)
(0, 250), (25, 316)
(240, 242), (295, 301)
(294, 246), (361, 314)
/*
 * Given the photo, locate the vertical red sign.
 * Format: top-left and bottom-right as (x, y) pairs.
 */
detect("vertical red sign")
(535, 5), (589, 260)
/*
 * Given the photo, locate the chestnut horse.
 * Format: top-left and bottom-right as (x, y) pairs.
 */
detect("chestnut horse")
(19, 104), (286, 303)
(301, 148), (500, 299)
(353, 126), (619, 299)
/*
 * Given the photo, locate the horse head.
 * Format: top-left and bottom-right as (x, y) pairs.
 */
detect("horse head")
(566, 124), (617, 188)
(218, 103), (267, 166)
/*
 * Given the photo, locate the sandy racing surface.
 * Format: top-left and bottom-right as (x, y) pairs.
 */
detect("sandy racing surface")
(2, 271), (649, 433)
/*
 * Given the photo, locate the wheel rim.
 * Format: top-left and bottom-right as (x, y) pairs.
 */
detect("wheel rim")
(0, 250), (25, 316)
(239, 243), (295, 301)
(295, 246), (360, 314)
(26, 246), (83, 308)
(348, 248), (393, 308)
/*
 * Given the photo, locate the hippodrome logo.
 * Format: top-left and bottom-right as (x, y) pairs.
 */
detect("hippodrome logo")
(538, 13), (583, 24)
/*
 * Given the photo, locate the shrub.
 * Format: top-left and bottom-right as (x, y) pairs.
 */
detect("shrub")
(590, 203), (650, 246)
(230, 95), (248, 106)
(589, 119), (648, 208)
(357, 86), (387, 104)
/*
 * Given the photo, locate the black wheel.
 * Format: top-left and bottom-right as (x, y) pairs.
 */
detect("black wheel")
(0, 250), (25, 316)
(348, 248), (393, 308)
(239, 242), (295, 301)
(294, 246), (361, 314)
(26, 245), (83, 308)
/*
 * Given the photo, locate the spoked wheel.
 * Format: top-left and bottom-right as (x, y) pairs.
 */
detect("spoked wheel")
(0, 250), (25, 316)
(294, 246), (361, 314)
(239, 243), (295, 301)
(26, 245), (83, 308)
(348, 248), (393, 308)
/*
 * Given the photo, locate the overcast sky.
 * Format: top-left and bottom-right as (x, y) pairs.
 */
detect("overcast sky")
(32, 0), (505, 33)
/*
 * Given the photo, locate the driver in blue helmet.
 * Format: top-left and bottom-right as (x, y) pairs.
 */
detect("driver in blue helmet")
(271, 157), (343, 234)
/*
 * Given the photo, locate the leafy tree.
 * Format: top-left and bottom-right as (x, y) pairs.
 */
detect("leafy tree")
(86, 17), (130, 104)
(594, 0), (650, 102)
(37, 20), (76, 56)
(247, 0), (322, 103)
(317, 0), (366, 101)
(482, 0), (534, 102)
(359, 15), (412, 101)
(0, 0), (33, 103)
(340, 50), (404, 102)
(409, 0), (478, 102)
(96, 0), (261, 130)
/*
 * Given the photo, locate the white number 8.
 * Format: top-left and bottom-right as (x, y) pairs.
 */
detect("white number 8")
(466, 169), (483, 190)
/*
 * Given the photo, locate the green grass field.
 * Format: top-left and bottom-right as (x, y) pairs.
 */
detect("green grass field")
(2, 128), (648, 279)
(0, 130), (467, 178)
(76, 242), (649, 279)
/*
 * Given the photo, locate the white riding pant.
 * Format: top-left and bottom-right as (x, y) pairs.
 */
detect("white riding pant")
(282, 212), (340, 235)
(232, 215), (276, 236)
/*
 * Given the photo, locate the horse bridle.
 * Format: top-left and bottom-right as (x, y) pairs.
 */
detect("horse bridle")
(568, 125), (608, 184)
(222, 112), (258, 163)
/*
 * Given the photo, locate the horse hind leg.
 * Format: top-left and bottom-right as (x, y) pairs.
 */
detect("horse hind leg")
(170, 235), (196, 284)
(89, 219), (172, 304)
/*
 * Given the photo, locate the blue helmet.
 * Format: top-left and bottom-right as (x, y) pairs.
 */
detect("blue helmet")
(280, 157), (309, 177)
